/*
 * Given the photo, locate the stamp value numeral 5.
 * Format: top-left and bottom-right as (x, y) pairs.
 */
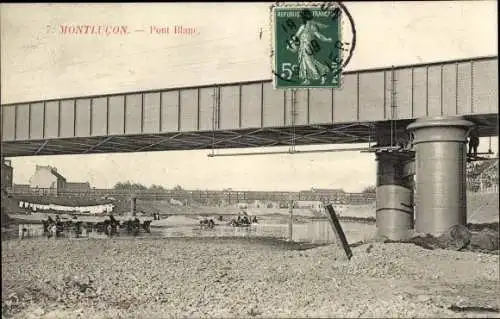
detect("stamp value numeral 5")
(281, 63), (299, 80)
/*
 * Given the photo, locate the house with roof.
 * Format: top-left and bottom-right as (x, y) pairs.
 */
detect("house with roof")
(29, 165), (67, 195)
(29, 165), (93, 195)
(1, 159), (13, 190)
(65, 182), (91, 191)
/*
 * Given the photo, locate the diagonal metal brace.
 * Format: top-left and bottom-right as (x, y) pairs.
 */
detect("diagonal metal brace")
(135, 133), (183, 152)
(83, 136), (113, 154)
(34, 140), (49, 155)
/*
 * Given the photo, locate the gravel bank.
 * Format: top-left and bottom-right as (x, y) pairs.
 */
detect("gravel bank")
(2, 237), (499, 318)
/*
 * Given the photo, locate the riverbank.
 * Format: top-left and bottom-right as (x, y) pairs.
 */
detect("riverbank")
(2, 237), (499, 318)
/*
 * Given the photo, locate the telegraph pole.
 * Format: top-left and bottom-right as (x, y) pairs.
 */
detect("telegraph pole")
(288, 193), (293, 241)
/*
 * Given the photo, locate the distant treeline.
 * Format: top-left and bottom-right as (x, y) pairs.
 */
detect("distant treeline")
(113, 181), (167, 191)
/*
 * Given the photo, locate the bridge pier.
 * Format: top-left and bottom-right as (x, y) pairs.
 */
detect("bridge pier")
(375, 151), (414, 240)
(407, 116), (474, 235)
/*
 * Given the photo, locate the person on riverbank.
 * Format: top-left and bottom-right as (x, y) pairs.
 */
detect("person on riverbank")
(50, 224), (57, 239)
(55, 216), (63, 238)
(133, 217), (140, 236)
(468, 128), (480, 157)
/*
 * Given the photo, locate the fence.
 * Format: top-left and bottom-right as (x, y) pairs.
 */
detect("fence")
(467, 179), (499, 193)
(466, 159), (498, 193)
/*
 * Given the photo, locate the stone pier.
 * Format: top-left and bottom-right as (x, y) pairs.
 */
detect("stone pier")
(375, 151), (415, 240)
(407, 116), (474, 235)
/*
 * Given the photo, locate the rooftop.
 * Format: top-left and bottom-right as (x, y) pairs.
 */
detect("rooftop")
(35, 165), (66, 181)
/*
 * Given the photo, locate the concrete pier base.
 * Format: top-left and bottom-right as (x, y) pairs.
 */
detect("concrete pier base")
(376, 152), (415, 240)
(407, 116), (474, 236)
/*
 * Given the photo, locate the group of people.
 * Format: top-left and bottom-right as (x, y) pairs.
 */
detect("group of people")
(199, 218), (216, 229)
(152, 212), (161, 220)
(375, 127), (481, 157)
(100, 214), (121, 236)
(42, 215), (83, 238)
(229, 213), (258, 227)
(118, 217), (152, 235)
(199, 212), (259, 229)
(39, 214), (153, 238)
(98, 215), (151, 236)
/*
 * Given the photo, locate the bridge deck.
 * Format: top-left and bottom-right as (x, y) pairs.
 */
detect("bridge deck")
(1, 56), (497, 157)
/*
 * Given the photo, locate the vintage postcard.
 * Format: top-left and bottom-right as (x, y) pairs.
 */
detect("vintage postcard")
(1, 2), (498, 319)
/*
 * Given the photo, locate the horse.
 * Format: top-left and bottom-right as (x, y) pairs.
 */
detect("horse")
(108, 218), (120, 237)
(200, 218), (215, 230)
(42, 220), (50, 236)
(103, 219), (119, 237)
(228, 219), (238, 227)
(121, 220), (133, 234)
(132, 218), (141, 236)
(93, 222), (107, 234)
(142, 220), (152, 233)
(63, 220), (74, 237)
(229, 217), (251, 228)
(55, 221), (64, 238)
(41, 218), (58, 238)
(73, 221), (83, 238)
(200, 218), (208, 229)
(46, 223), (57, 238)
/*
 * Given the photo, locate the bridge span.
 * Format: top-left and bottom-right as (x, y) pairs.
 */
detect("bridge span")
(1, 55), (498, 241)
(1, 56), (497, 157)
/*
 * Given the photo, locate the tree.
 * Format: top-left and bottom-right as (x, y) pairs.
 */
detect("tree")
(113, 181), (148, 190)
(361, 185), (376, 194)
(149, 184), (165, 190)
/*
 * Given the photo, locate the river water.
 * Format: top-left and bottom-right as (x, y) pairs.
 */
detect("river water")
(9, 220), (376, 245)
(154, 220), (376, 244)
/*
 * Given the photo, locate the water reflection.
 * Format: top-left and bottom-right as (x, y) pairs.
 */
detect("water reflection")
(157, 220), (376, 244)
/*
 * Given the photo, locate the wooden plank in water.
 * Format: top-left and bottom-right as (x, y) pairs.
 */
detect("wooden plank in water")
(325, 204), (353, 260)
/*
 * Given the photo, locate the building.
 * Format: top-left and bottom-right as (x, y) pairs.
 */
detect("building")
(345, 192), (376, 205)
(311, 188), (345, 198)
(29, 165), (67, 195)
(294, 200), (323, 209)
(65, 182), (91, 191)
(299, 188), (346, 201)
(12, 184), (31, 193)
(1, 159), (13, 190)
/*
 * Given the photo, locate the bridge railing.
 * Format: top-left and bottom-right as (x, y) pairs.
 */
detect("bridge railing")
(3, 187), (376, 206)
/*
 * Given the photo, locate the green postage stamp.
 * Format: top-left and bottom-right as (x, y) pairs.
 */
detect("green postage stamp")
(271, 2), (348, 89)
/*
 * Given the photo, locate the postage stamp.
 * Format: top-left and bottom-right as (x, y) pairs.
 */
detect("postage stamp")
(270, 2), (355, 89)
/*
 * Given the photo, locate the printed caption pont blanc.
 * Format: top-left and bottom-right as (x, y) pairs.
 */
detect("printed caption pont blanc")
(59, 25), (199, 36)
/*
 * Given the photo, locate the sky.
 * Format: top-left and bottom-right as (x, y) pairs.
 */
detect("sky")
(0, 1), (498, 192)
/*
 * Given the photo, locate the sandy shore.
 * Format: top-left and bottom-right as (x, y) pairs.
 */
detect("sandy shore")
(2, 237), (499, 319)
